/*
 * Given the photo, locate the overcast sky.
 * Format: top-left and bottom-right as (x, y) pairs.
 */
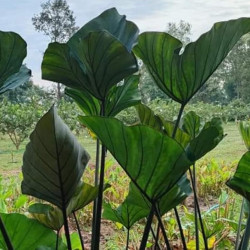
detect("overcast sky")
(0, 0), (249, 88)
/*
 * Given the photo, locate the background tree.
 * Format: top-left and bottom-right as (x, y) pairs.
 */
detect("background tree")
(32, 0), (78, 100)
(194, 34), (250, 104)
(0, 80), (52, 105)
(139, 20), (192, 103)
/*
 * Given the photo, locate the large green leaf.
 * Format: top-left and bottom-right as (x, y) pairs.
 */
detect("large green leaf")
(65, 88), (100, 116)
(67, 182), (110, 213)
(28, 182), (108, 231)
(181, 111), (201, 139)
(0, 213), (66, 250)
(28, 203), (63, 231)
(126, 175), (192, 216)
(134, 18), (250, 104)
(239, 121), (250, 151)
(136, 103), (190, 147)
(227, 151), (250, 202)
(80, 116), (192, 201)
(186, 118), (224, 161)
(68, 8), (139, 52)
(66, 75), (141, 117)
(0, 31), (27, 89)
(42, 31), (138, 100)
(21, 106), (90, 209)
(105, 75), (141, 116)
(0, 65), (31, 94)
(103, 201), (149, 229)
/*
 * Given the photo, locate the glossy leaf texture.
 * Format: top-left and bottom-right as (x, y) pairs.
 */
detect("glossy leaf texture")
(103, 201), (149, 229)
(80, 116), (192, 201)
(134, 18), (250, 104)
(42, 32), (138, 100)
(239, 121), (250, 151)
(68, 8), (139, 52)
(22, 106), (90, 209)
(126, 175), (192, 216)
(66, 75), (141, 117)
(136, 104), (190, 147)
(0, 213), (66, 250)
(0, 31), (30, 94)
(227, 151), (250, 202)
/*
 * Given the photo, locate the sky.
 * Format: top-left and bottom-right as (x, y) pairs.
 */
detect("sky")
(0, 0), (249, 88)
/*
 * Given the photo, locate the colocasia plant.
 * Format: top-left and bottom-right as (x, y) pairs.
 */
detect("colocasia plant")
(0, 7), (250, 250)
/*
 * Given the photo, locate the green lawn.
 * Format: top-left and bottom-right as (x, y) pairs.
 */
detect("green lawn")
(202, 122), (246, 163)
(0, 122), (246, 175)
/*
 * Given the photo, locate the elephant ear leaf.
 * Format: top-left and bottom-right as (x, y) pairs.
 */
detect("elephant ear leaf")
(68, 8), (139, 52)
(126, 175), (191, 217)
(181, 111), (201, 139)
(136, 104), (190, 147)
(80, 116), (192, 201)
(186, 118), (224, 161)
(21, 106), (90, 209)
(42, 31), (138, 100)
(239, 121), (250, 151)
(0, 65), (31, 94)
(103, 201), (149, 230)
(227, 151), (250, 202)
(67, 182), (110, 213)
(134, 18), (250, 104)
(0, 31), (30, 94)
(0, 213), (65, 250)
(65, 88), (100, 116)
(28, 203), (63, 231)
(106, 75), (141, 117)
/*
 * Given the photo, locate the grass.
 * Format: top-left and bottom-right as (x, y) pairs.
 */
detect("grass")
(201, 122), (246, 163)
(0, 122), (245, 174)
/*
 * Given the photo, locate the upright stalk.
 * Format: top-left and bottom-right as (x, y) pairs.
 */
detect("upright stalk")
(73, 211), (85, 250)
(189, 169), (208, 250)
(240, 215), (250, 250)
(0, 216), (13, 250)
(193, 164), (199, 250)
(91, 138), (100, 237)
(92, 102), (106, 250)
(154, 205), (171, 250)
(236, 198), (245, 250)
(171, 103), (187, 250)
(126, 228), (130, 250)
(140, 206), (155, 250)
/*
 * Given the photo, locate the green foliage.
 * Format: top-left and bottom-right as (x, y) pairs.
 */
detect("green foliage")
(239, 121), (250, 150)
(22, 106), (90, 208)
(0, 31), (30, 94)
(134, 18), (250, 104)
(0, 213), (65, 250)
(42, 8), (139, 101)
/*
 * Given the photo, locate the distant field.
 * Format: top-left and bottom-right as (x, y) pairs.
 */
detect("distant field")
(0, 122), (246, 175)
